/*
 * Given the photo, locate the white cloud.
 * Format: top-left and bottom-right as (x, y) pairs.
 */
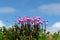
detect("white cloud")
(46, 22), (60, 34)
(0, 7), (16, 13)
(52, 22), (60, 27)
(0, 20), (5, 27)
(32, 3), (60, 15)
(0, 20), (12, 29)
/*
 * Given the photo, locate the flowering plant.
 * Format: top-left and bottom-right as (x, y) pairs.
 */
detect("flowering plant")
(17, 16), (48, 40)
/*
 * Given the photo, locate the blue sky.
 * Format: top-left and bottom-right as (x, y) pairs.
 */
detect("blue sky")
(0, 0), (60, 33)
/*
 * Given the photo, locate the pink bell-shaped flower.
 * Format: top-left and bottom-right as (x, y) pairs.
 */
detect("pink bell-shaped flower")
(37, 21), (43, 24)
(31, 18), (35, 23)
(32, 22), (34, 26)
(18, 18), (24, 24)
(27, 18), (30, 21)
(35, 16), (40, 19)
(20, 18), (24, 22)
(23, 18), (27, 22)
(18, 18), (21, 24)
(34, 16), (40, 21)
(24, 16), (29, 19)
(23, 16), (31, 22)
(18, 21), (21, 24)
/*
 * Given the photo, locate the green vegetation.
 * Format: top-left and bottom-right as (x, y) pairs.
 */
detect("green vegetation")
(0, 16), (60, 40)
(0, 24), (60, 40)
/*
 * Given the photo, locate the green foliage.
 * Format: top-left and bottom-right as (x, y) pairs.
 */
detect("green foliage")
(0, 24), (60, 40)
(0, 32), (3, 40)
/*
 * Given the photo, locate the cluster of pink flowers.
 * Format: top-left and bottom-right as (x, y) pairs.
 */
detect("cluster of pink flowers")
(18, 16), (48, 26)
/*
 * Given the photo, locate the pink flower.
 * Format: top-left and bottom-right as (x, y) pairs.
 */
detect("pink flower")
(30, 18), (35, 26)
(30, 18), (35, 23)
(37, 21), (43, 24)
(32, 22), (34, 26)
(18, 18), (20, 21)
(34, 16), (40, 21)
(35, 16), (40, 19)
(40, 20), (43, 24)
(18, 18), (21, 24)
(18, 18), (24, 24)
(24, 16), (32, 22)
(34, 18), (40, 21)
(18, 16), (43, 25)
(27, 18), (31, 21)
(18, 21), (20, 24)
(20, 19), (23, 22)
(24, 16), (29, 19)
(23, 18), (27, 22)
